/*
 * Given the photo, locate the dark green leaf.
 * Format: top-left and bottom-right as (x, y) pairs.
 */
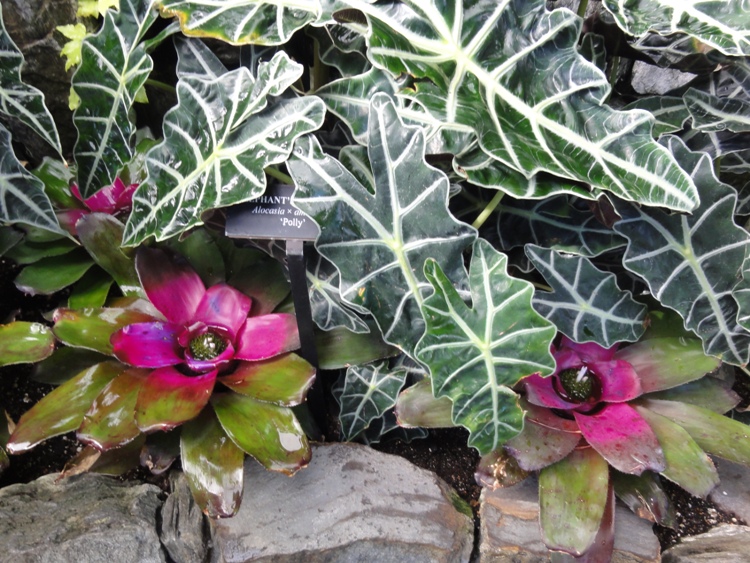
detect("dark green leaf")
(526, 245), (647, 346)
(289, 94), (476, 357)
(416, 239), (556, 454)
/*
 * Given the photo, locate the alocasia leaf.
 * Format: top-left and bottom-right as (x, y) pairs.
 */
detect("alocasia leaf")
(684, 87), (750, 133)
(123, 42), (325, 244)
(158, 0), (321, 45)
(0, 6), (62, 155)
(73, 0), (158, 198)
(289, 93), (476, 357)
(338, 361), (408, 440)
(603, 0), (750, 57)
(306, 253), (370, 333)
(454, 146), (595, 200)
(525, 245), (647, 346)
(318, 68), (473, 154)
(613, 136), (750, 365)
(415, 239), (557, 454)
(496, 195), (625, 257)
(0, 125), (63, 234)
(348, 0), (698, 212)
(624, 96), (691, 138)
(307, 25), (370, 77)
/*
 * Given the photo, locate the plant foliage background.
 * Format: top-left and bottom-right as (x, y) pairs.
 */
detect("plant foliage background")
(2, 0), (750, 550)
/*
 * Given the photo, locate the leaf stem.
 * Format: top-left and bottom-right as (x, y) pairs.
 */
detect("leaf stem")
(145, 79), (176, 95)
(531, 281), (553, 292)
(265, 166), (294, 185)
(311, 37), (329, 92)
(577, 0), (590, 18)
(472, 191), (504, 230)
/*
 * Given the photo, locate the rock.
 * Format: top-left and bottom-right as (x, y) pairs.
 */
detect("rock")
(708, 458), (750, 524)
(210, 442), (474, 563)
(0, 473), (165, 562)
(631, 61), (696, 95)
(161, 471), (210, 563)
(662, 524), (750, 562)
(479, 477), (660, 562)
(1, 0), (78, 159)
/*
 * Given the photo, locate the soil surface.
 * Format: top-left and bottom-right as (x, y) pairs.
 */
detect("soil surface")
(0, 256), (744, 553)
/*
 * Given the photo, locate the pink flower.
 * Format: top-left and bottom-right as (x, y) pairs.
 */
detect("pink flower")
(57, 178), (137, 235)
(518, 336), (665, 475)
(109, 247), (302, 432)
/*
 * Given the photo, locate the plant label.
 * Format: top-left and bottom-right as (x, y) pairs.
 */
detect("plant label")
(225, 184), (319, 241)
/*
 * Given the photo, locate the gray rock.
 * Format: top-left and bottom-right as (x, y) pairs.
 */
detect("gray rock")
(210, 442), (474, 563)
(662, 524), (750, 562)
(161, 471), (211, 563)
(708, 458), (750, 525)
(0, 473), (166, 563)
(631, 61), (696, 95)
(479, 477), (660, 562)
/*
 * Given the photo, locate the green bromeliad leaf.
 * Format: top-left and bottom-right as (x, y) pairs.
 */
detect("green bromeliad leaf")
(123, 40), (325, 244)
(416, 239), (556, 455)
(603, 0), (750, 57)
(73, 0), (158, 198)
(338, 361), (408, 441)
(158, 0), (321, 45)
(0, 125), (63, 234)
(347, 0), (698, 211)
(613, 136), (750, 365)
(496, 195), (625, 257)
(289, 93), (476, 357)
(526, 245), (647, 346)
(0, 6), (62, 155)
(0, 321), (55, 367)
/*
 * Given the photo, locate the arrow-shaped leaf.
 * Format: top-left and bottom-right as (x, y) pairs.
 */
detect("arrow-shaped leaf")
(684, 87), (750, 133)
(158, 0), (321, 45)
(307, 253), (370, 333)
(415, 239), (556, 454)
(123, 42), (325, 244)
(625, 96), (691, 138)
(73, 0), (158, 198)
(497, 195), (625, 257)
(613, 136), (750, 365)
(317, 68), (474, 155)
(0, 6), (62, 155)
(525, 244), (647, 346)
(349, 0), (698, 211)
(338, 361), (408, 440)
(289, 93), (476, 356)
(0, 124), (63, 234)
(603, 0), (750, 57)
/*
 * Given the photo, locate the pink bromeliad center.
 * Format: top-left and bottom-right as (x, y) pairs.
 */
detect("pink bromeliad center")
(554, 365), (602, 405)
(110, 247), (302, 377)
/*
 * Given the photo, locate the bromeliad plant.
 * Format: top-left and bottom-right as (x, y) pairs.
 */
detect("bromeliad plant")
(7, 245), (316, 517)
(2, 0), (750, 551)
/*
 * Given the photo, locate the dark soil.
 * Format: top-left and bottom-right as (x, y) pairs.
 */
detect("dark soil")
(0, 256), (745, 554)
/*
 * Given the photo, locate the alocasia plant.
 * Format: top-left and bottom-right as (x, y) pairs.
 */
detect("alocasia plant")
(1, 0), (750, 554)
